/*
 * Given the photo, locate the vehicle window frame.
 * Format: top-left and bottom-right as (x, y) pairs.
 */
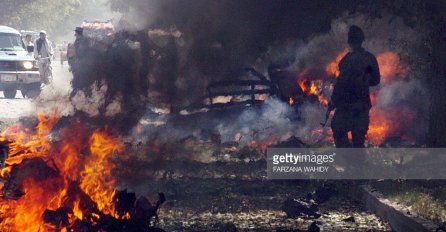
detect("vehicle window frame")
(0, 32), (26, 51)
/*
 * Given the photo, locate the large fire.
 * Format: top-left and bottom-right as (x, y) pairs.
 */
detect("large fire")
(295, 48), (415, 145)
(376, 52), (408, 84)
(0, 44), (418, 230)
(368, 51), (414, 144)
(0, 112), (126, 231)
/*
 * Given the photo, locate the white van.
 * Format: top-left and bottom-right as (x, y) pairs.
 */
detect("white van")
(0, 26), (41, 98)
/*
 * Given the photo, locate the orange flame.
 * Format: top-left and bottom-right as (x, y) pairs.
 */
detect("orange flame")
(318, 50), (413, 146)
(376, 52), (408, 84)
(318, 94), (329, 106)
(249, 136), (279, 151)
(298, 80), (318, 95)
(368, 105), (417, 145)
(326, 48), (349, 78)
(295, 77), (330, 106)
(80, 129), (124, 216)
(73, 198), (83, 220)
(1, 111), (60, 177)
(0, 112), (125, 231)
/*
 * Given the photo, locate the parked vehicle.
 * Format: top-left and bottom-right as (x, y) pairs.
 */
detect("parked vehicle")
(20, 30), (39, 41)
(0, 26), (41, 98)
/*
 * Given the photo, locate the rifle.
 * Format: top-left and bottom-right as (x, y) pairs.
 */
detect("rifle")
(320, 102), (334, 128)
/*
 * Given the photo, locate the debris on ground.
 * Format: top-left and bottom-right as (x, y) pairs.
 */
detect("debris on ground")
(342, 216), (356, 223)
(282, 197), (321, 219)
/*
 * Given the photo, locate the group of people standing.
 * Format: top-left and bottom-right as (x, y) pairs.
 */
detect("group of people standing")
(22, 27), (89, 94)
(23, 30), (53, 84)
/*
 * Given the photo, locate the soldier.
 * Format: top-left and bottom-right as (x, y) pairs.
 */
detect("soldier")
(330, 25), (380, 147)
(70, 27), (91, 99)
(73, 27), (89, 69)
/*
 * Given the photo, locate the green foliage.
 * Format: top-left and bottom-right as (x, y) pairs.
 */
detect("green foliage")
(372, 181), (446, 223)
(0, 0), (81, 38)
(107, 0), (131, 12)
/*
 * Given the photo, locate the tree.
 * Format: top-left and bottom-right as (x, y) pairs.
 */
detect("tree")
(425, 2), (446, 146)
(0, 0), (96, 39)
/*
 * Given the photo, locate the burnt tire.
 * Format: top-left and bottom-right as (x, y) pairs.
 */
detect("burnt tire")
(3, 89), (17, 99)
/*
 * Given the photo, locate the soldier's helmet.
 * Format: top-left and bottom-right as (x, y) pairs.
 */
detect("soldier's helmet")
(348, 25), (365, 45)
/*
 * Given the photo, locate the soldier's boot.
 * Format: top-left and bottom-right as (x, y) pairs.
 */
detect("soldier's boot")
(333, 131), (351, 148)
(351, 130), (366, 148)
(351, 115), (369, 147)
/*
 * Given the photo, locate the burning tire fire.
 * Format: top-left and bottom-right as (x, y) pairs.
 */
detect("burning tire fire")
(0, 113), (165, 231)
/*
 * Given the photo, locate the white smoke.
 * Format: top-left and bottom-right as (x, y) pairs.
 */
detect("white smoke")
(285, 13), (419, 75)
(376, 79), (425, 109)
(131, 12), (427, 147)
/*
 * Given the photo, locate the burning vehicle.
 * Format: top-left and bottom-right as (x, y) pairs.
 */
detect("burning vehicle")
(183, 44), (418, 147)
(0, 26), (41, 99)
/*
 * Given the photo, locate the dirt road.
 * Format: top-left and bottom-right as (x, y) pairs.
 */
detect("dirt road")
(0, 60), (72, 129)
